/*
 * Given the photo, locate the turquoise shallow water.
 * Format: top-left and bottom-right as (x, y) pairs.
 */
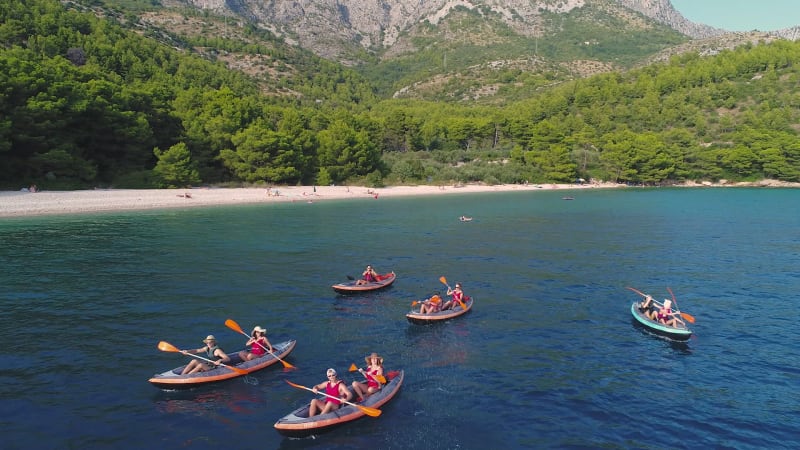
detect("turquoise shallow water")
(1, 188), (798, 449)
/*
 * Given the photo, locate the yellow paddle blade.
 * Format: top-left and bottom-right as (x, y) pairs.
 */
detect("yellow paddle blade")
(157, 341), (180, 352)
(376, 374), (387, 384)
(349, 363), (358, 372)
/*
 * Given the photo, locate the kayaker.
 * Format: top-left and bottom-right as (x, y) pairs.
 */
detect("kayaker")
(352, 352), (384, 402)
(238, 326), (273, 361)
(180, 335), (231, 374)
(309, 369), (352, 417)
(442, 282), (466, 310)
(639, 295), (657, 320)
(656, 300), (680, 327)
(355, 265), (378, 285)
(419, 293), (443, 314)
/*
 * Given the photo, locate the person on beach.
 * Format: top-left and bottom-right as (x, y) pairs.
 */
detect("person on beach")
(442, 282), (467, 310)
(356, 265), (378, 285)
(418, 293), (443, 314)
(352, 352), (384, 402)
(180, 335), (231, 374)
(238, 326), (273, 361)
(309, 368), (352, 417)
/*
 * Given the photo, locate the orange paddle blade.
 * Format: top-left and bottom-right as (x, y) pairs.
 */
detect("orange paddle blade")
(376, 374), (387, 384)
(357, 404), (382, 417)
(349, 363), (358, 372)
(681, 312), (696, 324)
(157, 341), (180, 352)
(225, 364), (249, 375)
(277, 356), (296, 370)
(626, 286), (647, 298)
(285, 379), (307, 391)
(224, 318), (245, 335)
(439, 276), (448, 285)
(458, 299), (467, 310)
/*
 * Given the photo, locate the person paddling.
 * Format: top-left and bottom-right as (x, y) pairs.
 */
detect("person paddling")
(180, 335), (231, 374)
(309, 368), (352, 417)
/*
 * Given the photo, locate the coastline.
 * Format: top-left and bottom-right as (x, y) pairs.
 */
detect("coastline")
(0, 179), (796, 218)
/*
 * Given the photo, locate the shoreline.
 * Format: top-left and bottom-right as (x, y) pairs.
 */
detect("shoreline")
(1, 180), (797, 218)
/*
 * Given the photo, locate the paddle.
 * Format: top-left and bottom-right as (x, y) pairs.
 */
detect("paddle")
(224, 319), (296, 370)
(157, 340), (248, 375)
(667, 287), (696, 324)
(346, 275), (355, 281)
(284, 379), (382, 417)
(349, 363), (387, 384)
(439, 276), (467, 310)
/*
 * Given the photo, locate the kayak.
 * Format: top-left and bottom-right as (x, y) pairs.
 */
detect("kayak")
(406, 297), (474, 324)
(630, 302), (692, 341)
(332, 271), (396, 293)
(148, 339), (296, 389)
(274, 369), (403, 437)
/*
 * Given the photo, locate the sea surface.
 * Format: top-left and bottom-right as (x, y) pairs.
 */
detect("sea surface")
(1, 188), (798, 450)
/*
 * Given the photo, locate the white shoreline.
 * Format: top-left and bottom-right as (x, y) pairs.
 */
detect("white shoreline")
(0, 183), (619, 217)
(0, 180), (796, 218)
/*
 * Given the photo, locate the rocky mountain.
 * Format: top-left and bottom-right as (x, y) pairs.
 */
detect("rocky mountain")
(171, 0), (712, 63)
(145, 0), (796, 102)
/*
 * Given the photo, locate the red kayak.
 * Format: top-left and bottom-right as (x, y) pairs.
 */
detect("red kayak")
(332, 272), (396, 293)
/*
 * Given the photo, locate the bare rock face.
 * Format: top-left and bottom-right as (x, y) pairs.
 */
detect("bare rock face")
(179, 0), (591, 60)
(176, 0), (795, 63)
(614, 0), (725, 38)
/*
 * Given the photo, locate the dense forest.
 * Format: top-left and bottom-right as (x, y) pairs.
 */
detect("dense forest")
(2, 0), (800, 190)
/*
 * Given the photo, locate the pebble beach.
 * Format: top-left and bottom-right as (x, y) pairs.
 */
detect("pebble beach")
(0, 183), (623, 217)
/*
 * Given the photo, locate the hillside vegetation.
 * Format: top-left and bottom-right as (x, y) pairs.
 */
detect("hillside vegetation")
(2, 0), (799, 190)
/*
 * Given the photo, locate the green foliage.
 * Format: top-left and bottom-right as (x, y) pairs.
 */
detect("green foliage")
(2, 0), (800, 191)
(153, 142), (200, 188)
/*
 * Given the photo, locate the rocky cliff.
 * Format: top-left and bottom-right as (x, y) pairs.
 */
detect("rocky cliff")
(175, 0), (708, 61)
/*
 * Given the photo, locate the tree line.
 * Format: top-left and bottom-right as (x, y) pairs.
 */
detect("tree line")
(2, 0), (800, 190)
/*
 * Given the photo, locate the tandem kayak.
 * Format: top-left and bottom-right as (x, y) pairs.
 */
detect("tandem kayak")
(148, 340), (296, 389)
(332, 272), (396, 293)
(274, 370), (404, 437)
(406, 297), (474, 325)
(630, 302), (692, 341)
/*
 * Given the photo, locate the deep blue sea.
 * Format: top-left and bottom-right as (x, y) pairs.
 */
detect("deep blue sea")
(1, 188), (799, 449)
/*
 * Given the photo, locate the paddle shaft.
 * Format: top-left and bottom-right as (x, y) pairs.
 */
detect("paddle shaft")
(162, 343), (246, 375)
(284, 380), (381, 417)
(224, 319), (295, 369)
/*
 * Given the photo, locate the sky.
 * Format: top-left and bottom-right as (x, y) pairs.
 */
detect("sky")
(671, 0), (800, 31)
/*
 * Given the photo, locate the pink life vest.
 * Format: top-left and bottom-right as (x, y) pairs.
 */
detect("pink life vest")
(366, 367), (382, 389)
(250, 337), (267, 355)
(325, 381), (342, 404)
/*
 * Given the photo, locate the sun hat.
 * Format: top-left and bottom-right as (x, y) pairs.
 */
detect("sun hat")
(365, 352), (384, 365)
(663, 300), (672, 309)
(326, 368), (337, 376)
(203, 335), (216, 343)
(252, 326), (266, 334)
